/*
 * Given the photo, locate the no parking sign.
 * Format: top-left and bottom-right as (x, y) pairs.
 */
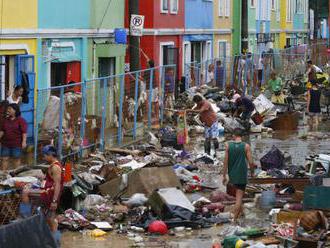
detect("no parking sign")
(130, 15), (145, 36)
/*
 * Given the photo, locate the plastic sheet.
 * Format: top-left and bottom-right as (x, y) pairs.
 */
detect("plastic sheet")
(0, 214), (56, 248)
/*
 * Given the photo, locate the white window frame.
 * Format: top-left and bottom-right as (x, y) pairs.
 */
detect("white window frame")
(159, 41), (175, 67)
(161, 0), (169, 14)
(276, 0), (280, 21)
(286, 0), (293, 22)
(217, 40), (228, 58)
(182, 41), (191, 74)
(303, 0), (308, 23)
(170, 0), (179, 14)
(250, 0), (256, 8)
(225, 0), (230, 17)
(218, 0), (225, 17)
(206, 41), (212, 61)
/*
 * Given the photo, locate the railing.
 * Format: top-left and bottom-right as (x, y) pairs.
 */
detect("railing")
(34, 64), (176, 162)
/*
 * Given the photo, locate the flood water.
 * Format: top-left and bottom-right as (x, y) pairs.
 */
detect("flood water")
(61, 116), (330, 248)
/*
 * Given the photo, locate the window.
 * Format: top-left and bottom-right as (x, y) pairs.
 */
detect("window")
(170, 0), (178, 14)
(271, 0), (275, 10)
(251, 0), (255, 8)
(218, 41), (228, 58)
(161, 0), (169, 13)
(286, 0), (293, 22)
(296, 0), (303, 13)
(225, 0), (230, 17)
(219, 0), (230, 17)
(303, 0), (308, 23)
(276, 0), (280, 21)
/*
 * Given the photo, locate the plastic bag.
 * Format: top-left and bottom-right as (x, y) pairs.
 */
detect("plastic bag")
(177, 111), (189, 145)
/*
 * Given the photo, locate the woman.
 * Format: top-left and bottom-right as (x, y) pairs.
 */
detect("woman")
(206, 64), (215, 86)
(306, 80), (321, 129)
(7, 85), (23, 104)
(0, 104), (27, 170)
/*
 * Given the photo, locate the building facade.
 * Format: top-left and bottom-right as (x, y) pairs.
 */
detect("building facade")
(213, 0), (233, 58)
(183, 0), (213, 67)
(0, 0), (38, 143)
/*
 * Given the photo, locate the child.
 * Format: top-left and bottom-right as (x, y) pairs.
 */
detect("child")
(307, 80), (321, 129)
(222, 129), (255, 220)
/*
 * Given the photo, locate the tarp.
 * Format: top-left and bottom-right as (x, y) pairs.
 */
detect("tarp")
(0, 214), (57, 248)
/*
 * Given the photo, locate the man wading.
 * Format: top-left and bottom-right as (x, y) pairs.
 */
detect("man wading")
(222, 129), (255, 220)
(187, 94), (219, 157)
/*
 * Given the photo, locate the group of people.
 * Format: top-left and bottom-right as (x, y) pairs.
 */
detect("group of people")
(186, 93), (255, 221)
(185, 58), (324, 220)
(1, 86), (64, 241)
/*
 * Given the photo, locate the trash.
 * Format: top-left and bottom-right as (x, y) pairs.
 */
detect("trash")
(299, 211), (327, 231)
(1, 176), (39, 187)
(260, 190), (276, 210)
(148, 220), (168, 235)
(123, 193), (148, 208)
(260, 146), (285, 170)
(177, 111), (189, 145)
(209, 191), (236, 203)
(90, 229), (107, 237)
(90, 222), (113, 231)
(83, 194), (106, 210)
(99, 166), (181, 197)
(149, 187), (195, 220)
(253, 94), (275, 115)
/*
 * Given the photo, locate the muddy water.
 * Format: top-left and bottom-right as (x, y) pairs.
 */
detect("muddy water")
(61, 118), (330, 248)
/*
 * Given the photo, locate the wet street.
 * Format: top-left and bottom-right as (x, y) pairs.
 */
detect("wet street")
(61, 115), (330, 248)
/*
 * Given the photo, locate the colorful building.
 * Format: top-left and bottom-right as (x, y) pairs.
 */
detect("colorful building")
(0, 0), (38, 143)
(213, 0), (233, 58)
(242, 0), (309, 53)
(183, 0), (213, 67)
(127, 0), (185, 77)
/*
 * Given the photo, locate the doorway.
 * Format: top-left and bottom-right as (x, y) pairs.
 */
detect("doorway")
(98, 57), (116, 126)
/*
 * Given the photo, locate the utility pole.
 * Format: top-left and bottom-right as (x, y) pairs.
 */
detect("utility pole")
(129, 0), (140, 72)
(241, 0), (249, 54)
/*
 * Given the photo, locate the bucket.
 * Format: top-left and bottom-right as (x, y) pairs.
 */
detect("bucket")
(260, 190), (276, 210)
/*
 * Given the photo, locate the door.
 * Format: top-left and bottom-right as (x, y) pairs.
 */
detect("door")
(15, 55), (35, 144)
(99, 58), (116, 126)
(66, 61), (81, 92)
(164, 47), (179, 97)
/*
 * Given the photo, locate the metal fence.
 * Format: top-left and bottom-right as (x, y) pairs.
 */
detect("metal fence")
(34, 64), (176, 161)
(184, 42), (329, 95)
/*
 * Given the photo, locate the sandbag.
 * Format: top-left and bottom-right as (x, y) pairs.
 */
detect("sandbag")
(260, 146), (285, 171)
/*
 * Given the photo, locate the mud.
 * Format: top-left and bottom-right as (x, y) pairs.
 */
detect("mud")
(61, 118), (330, 247)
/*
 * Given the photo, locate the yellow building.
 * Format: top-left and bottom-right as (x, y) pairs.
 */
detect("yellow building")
(213, 0), (232, 58)
(0, 0), (38, 142)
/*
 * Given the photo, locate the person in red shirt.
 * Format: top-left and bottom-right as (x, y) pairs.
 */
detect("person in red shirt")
(188, 94), (219, 156)
(22, 145), (64, 233)
(0, 103), (27, 170)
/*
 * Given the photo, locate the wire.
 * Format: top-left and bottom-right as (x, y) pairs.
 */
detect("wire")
(98, 0), (113, 30)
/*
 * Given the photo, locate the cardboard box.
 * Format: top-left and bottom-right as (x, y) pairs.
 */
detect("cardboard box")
(99, 166), (182, 197)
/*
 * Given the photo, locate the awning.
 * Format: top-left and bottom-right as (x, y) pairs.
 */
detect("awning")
(0, 44), (29, 55)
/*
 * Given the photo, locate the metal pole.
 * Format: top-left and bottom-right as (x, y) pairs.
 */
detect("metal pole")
(100, 79), (107, 151)
(79, 81), (87, 157)
(133, 72), (139, 139)
(118, 75), (125, 145)
(241, 0), (249, 53)
(58, 88), (65, 160)
(148, 69), (154, 129)
(129, 0), (140, 72)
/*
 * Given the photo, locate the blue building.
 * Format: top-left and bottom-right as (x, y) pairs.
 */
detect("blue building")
(183, 0), (214, 66)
